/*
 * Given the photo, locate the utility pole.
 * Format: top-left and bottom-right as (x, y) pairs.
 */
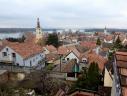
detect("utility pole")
(59, 54), (62, 72)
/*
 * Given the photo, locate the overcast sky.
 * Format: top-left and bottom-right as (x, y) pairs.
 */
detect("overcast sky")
(0, 0), (127, 28)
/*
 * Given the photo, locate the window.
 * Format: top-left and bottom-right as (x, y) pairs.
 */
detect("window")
(12, 53), (16, 58)
(82, 60), (87, 63)
(2, 52), (7, 57)
(6, 48), (8, 51)
(67, 58), (69, 61)
(16, 63), (19, 66)
(74, 59), (77, 62)
(67, 73), (75, 77)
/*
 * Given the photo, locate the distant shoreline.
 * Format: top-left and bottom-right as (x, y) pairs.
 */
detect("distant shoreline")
(0, 28), (127, 33)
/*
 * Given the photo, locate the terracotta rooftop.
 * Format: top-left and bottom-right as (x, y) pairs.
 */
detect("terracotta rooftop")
(45, 45), (57, 52)
(80, 41), (96, 49)
(75, 45), (88, 53)
(82, 51), (107, 71)
(3, 35), (43, 59)
(62, 59), (77, 72)
(57, 46), (69, 55)
(64, 46), (83, 59)
(104, 35), (113, 41)
(0, 45), (5, 51)
(46, 53), (59, 61)
(115, 51), (127, 95)
(116, 51), (127, 56)
(115, 51), (127, 68)
(52, 59), (77, 72)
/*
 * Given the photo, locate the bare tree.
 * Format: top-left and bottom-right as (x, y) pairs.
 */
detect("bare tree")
(20, 69), (66, 96)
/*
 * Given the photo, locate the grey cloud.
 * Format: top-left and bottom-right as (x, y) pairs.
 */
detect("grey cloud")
(0, 0), (127, 28)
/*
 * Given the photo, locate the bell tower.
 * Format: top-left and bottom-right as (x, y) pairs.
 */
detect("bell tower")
(104, 26), (107, 35)
(35, 18), (43, 42)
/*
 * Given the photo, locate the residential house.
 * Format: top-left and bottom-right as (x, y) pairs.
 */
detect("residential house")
(114, 32), (126, 44)
(52, 59), (79, 81)
(81, 51), (108, 72)
(64, 50), (80, 63)
(62, 59), (79, 81)
(105, 51), (127, 96)
(0, 18), (45, 68)
(104, 35), (113, 43)
(0, 40), (45, 68)
(113, 51), (127, 96)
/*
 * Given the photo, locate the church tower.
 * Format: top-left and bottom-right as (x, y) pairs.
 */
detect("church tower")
(35, 18), (43, 43)
(104, 26), (107, 35)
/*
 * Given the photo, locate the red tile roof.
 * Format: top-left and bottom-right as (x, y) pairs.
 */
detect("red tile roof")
(116, 51), (127, 56)
(62, 59), (77, 72)
(3, 35), (43, 59)
(82, 51), (107, 71)
(57, 46), (69, 55)
(115, 51), (127, 68)
(80, 41), (96, 49)
(45, 45), (57, 52)
(58, 45), (84, 58)
(104, 35), (113, 41)
(46, 53), (59, 61)
(62, 46), (82, 59)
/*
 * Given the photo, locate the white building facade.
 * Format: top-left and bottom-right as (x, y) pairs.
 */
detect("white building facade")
(64, 52), (79, 63)
(0, 46), (45, 67)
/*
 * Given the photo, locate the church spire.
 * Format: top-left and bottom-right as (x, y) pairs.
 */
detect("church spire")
(37, 18), (40, 28)
(105, 26), (106, 30)
(104, 26), (107, 35)
(35, 18), (43, 43)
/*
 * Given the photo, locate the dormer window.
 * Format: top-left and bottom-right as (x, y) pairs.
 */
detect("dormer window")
(82, 58), (87, 64)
